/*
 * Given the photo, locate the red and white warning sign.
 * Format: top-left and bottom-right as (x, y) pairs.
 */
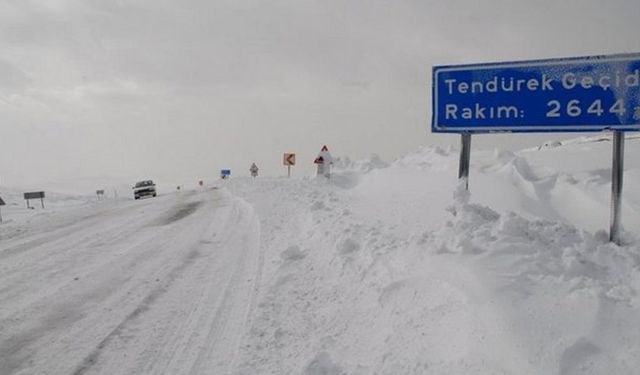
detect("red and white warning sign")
(314, 145), (333, 178)
(314, 145), (331, 164)
(283, 153), (296, 166)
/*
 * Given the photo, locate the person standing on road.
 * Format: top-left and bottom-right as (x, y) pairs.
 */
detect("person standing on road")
(250, 163), (259, 177)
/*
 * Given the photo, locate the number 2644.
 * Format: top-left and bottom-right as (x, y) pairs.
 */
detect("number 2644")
(546, 99), (626, 118)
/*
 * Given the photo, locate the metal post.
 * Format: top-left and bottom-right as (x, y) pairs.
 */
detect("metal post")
(610, 131), (625, 244)
(41, 197), (45, 209)
(458, 133), (471, 190)
(288, 165), (291, 178)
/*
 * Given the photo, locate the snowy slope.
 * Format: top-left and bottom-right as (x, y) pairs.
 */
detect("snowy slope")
(227, 136), (640, 374)
(1, 136), (640, 374)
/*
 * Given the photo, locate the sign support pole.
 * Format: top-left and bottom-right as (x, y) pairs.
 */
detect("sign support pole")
(458, 133), (471, 190)
(288, 165), (291, 178)
(610, 131), (625, 245)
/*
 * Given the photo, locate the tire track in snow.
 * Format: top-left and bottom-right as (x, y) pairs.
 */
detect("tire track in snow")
(0, 195), (210, 374)
(129, 196), (262, 375)
(0, 212), (156, 308)
(184, 198), (263, 375)
(2, 189), (265, 375)
(71, 245), (204, 375)
(0, 199), (157, 259)
(0, 195), (199, 326)
(150, 201), (245, 373)
(0, 204), (183, 373)
(47, 193), (263, 375)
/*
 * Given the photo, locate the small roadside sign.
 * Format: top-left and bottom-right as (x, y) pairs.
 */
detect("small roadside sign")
(24, 191), (45, 200)
(250, 163), (259, 178)
(314, 146), (333, 178)
(283, 153), (296, 178)
(221, 169), (231, 179)
(283, 153), (296, 166)
(24, 191), (45, 209)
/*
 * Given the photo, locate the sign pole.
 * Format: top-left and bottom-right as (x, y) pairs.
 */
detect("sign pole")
(288, 165), (291, 178)
(434, 54), (640, 243)
(458, 133), (471, 190)
(610, 131), (625, 244)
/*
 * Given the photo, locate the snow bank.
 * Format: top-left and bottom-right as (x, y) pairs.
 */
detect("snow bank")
(334, 154), (390, 174)
(430, 187), (640, 373)
(235, 176), (640, 373)
(231, 137), (640, 374)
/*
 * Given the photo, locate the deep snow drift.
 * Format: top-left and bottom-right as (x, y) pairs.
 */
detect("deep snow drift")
(1, 135), (640, 374)
(229, 135), (640, 374)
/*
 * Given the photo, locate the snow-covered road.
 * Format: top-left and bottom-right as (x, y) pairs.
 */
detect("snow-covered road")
(0, 188), (263, 375)
(2, 137), (640, 374)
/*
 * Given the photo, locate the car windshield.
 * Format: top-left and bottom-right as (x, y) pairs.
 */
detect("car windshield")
(135, 181), (153, 187)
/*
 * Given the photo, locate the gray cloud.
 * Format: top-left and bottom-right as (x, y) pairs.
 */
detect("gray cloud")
(1, 0), (639, 191)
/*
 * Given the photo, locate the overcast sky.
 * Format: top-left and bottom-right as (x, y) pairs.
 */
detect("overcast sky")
(1, 0), (640, 192)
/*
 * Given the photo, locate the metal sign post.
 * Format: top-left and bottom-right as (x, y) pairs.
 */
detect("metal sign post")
(432, 53), (640, 244)
(458, 134), (471, 190)
(610, 131), (625, 244)
(24, 191), (45, 209)
(283, 153), (296, 178)
(0, 196), (5, 222)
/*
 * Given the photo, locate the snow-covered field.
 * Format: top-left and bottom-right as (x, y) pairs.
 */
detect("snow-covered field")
(2, 135), (640, 374)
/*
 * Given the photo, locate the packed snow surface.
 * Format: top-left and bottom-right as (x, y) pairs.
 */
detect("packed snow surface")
(1, 135), (640, 374)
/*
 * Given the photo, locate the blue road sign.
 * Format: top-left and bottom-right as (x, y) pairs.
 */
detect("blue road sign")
(432, 53), (640, 133)
(221, 169), (231, 176)
(24, 191), (45, 200)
